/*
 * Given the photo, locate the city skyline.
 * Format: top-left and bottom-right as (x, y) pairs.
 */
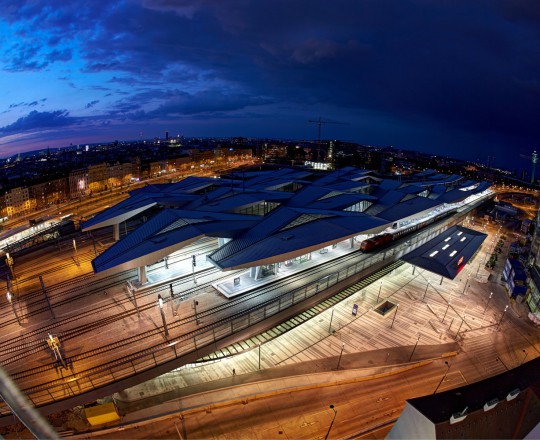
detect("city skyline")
(1, 1), (539, 172)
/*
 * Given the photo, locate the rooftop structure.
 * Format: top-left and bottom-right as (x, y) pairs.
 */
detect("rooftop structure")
(82, 167), (493, 283)
(388, 357), (540, 439)
(401, 225), (488, 279)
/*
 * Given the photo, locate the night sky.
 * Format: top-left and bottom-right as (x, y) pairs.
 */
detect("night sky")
(1, 1), (539, 173)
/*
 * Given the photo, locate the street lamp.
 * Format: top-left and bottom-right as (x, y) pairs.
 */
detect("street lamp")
(5, 252), (15, 278)
(6, 279), (21, 326)
(483, 292), (493, 315)
(462, 275), (470, 295)
(433, 361), (451, 394)
(328, 307), (335, 334)
(457, 314), (467, 338)
(443, 300), (451, 322)
(391, 303), (399, 329)
(258, 343), (261, 370)
(423, 280), (430, 301)
(324, 405), (337, 440)
(72, 238), (79, 265)
(409, 335), (421, 362)
(497, 305), (509, 331)
(193, 300), (200, 324)
(377, 281), (382, 303)
(157, 294), (169, 337)
(336, 343), (345, 370)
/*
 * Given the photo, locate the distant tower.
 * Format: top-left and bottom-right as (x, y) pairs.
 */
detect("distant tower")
(165, 131), (169, 141)
(531, 151), (538, 184)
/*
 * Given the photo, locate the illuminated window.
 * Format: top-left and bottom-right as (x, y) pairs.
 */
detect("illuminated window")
(460, 237), (466, 242)
(444, 237), (451, 242)
(429, 251), (439, 257)
(442, 244), (450, 250)
(449, 250), (457, 257)
(457, 231), (463, 236)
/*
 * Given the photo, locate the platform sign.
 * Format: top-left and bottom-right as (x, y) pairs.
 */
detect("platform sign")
(234, 277), (240, 286)
(352, 304), (358, 316)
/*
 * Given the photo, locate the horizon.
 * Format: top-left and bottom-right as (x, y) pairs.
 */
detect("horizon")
(1, 134), (534, 178)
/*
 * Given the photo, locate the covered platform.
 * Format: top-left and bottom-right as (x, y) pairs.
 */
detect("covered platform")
(400, 225), (488, 280)
(213, 238), (358, 298)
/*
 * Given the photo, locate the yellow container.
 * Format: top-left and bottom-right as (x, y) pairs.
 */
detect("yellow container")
(84, 402), (120, 426)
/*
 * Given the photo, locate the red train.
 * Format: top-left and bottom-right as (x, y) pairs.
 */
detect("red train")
(359, 233), (392, 251)
(359, 208), (457, 252)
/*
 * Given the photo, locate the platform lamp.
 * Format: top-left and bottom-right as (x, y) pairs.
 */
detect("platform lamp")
(157, 294), (169, 337)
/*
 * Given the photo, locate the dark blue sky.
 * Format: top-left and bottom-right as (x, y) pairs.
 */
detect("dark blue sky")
(0, 1), (539, 173)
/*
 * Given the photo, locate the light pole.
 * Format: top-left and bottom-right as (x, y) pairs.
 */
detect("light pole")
(328, 308), (335, 334)
(376, 281), (382, 303)
(433, 361), (450, 394)
(6, 279), (21, 326)
(5, 252), (15, 278)
(497, 305), (509, 331)
(324, 405), (337, 440)
(483, 292), (493, 315)
(47, 333), (67, 369)
(127, 281), (139, 317)
(158, 294), (169, 337)
(457, 314), (467, 338)
(258, 343), (261, 370)
(72, 238), (79, 265)
(191, 255), (197, 284)
(462, 272), (471, 294)
(409, 335), (421, 362)
(443, 300), (451, 322)
(336, 343), (345, 370)
(193, 300), (200, 324)
(391, 303), (399, 328)
(423, 280), (430, 301)
(521, 349), (528, 365)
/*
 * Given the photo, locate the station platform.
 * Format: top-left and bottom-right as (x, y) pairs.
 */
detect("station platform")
(213, 240), (357, 298)
(128, 238), (360, 299)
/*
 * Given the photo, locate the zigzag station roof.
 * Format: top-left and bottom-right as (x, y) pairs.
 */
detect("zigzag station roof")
(82, 167), (492, 274)
(400, 225), (488, 279)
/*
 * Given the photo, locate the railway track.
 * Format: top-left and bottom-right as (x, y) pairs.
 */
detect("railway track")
(4, 247), (369, 379)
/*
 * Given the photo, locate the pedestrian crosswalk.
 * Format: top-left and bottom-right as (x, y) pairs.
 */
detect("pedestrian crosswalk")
(461, 334), (507, 380)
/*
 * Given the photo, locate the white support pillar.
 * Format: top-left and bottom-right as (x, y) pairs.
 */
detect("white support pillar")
(249, 266), (257, 278)
(254, 265), (261, 280)
(350, 237), (354, 248)
(113, 223), (120, 241)
(137, 266), (147, 285)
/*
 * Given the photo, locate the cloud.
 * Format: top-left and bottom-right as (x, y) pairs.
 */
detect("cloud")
(8, 101), (39, 109)
(0, 0), (539, 170)
(0, 110), (76, 134)
(290, 39), (342, 64)
(85, 100), (100, 109)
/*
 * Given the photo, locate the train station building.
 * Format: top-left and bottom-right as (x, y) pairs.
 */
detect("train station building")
(82, 167), (493, 288)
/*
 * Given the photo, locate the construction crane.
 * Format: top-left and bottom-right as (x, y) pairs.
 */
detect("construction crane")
(520, 150), (538, 184)
(308, 117), (347, 162)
